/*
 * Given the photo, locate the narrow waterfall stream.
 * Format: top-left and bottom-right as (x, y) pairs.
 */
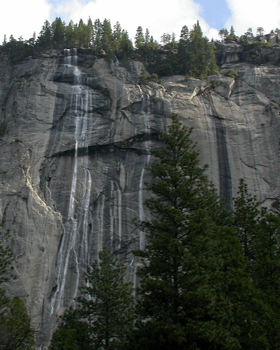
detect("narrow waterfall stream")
(138, 86), (151, 250)
(51, 49), (92, 315)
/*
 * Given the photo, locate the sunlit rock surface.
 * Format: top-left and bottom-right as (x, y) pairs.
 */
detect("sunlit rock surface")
(0, 47), (280, 348)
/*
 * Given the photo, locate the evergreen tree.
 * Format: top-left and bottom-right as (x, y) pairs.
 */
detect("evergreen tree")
(52, 17), (66, 49)
(227, 25), (237, 41)
(257, 27), (265, 37)
(66, 20), (76, 48)
(188, 21), (218, 78)
(0, 220), (35, 349)
(80, 248), (135, 349)
(102, 19), (113, 60)
(77, 19), (86, 48)
(37, 20), (53, 49)
(180, 25), (189, 42)
(219, 28), (229, 41)
(50, 248), (135, 350)
(118, 30), (134, 61)
(0, 296), (35, 349)
(113, 21), (122, 53)
(134, 26), (144, 51)
(85, 17), (94, 48)
(129, 116), (268, 350)
(233, 179), (260, 261)
(0, 221), (14, 284)
(2, 34), (7, 46)
(177, 25), (190, 74)
(49, 308), (92, 350)
(233, 180), (280, 348)
(93, 19), (103, 53)
(160, 32), (171, 46)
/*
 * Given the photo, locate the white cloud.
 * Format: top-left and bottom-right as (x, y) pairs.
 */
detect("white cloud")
(0, 0), (224, 45)
(51, 0), (218, 42)
(0, 0), (51, 42)
(225, 0), (280, 36)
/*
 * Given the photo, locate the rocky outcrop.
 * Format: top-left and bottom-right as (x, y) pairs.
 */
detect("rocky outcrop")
(0, 47), (280, 348)
(216, 41), (280, 65)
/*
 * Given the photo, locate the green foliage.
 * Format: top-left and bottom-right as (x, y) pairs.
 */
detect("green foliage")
(0, 221), (14, 284)
(50, 248), (135, 350)
(0, 220), (35, 349)
(150, 21), (218, 78)
(37, 20), (53, 50)
(0, 38), (34, 64)
(233, 179), (260, 261)
(49, 309), (91, 350)
(52, 17), (66, 49)
(0, 18), (219, 80)
(224, 69), (238, 79)
(0, 295), (35, 350)
(0, 121), (7, 136)
(226, 25), (238, 41)
(138, 71), (159, 83)
(219, 28), (229, 41)
(134, 26), (145, 50)
(102, 19), (114, 61)
(129, 115), (264, 350)
(80, 248), (135, 349)
(257, 27), (265, 37)
(210, 79), (221, 88)
(233, 180), (280, 348)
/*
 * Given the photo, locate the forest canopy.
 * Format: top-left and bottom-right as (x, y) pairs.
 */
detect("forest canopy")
(0, 17), (219, 78)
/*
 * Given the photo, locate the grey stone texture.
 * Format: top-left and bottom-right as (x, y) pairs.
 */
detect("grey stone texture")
(0, 46), (280, 347)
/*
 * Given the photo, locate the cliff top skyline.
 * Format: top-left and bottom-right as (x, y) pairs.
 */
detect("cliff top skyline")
(1, 0), (280, 48)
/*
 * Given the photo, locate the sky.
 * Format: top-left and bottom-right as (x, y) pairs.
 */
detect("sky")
(1, 0), (280, 44)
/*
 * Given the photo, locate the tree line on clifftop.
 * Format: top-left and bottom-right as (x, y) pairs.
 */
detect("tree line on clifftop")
(2, 115), (280, 349)
(0, 18), (218, 79)
(0, 17), (277, 80)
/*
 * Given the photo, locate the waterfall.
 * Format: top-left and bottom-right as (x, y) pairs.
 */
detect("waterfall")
(51, 49), (92, 315)
(138, 86), (151, 250)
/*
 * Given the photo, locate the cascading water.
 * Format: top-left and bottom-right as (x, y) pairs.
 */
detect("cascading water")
(138, 86), (151, 250)
(50, 49), (92, 315)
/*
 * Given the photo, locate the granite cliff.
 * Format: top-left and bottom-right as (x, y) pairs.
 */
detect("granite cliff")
(0, 44), (280, 347)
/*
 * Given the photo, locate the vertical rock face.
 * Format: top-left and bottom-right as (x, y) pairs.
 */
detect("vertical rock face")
(0, 48), (280, 347)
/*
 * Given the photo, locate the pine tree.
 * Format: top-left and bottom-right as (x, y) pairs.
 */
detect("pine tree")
(129, 116), (268, 350)
(50, 248), (135, 350)
(0, 221), (14, 284)
(0, 296), (35, 350)
(66, 20), (76, 48)
(188, 21), (218, 78)
(219, 28), (229, 41)
(0, 220), (35, 349)
(93, 19), (103, 53)
(52, 17), (66, 49)
(77, 19), (86, 48)
(233, 179), (260, 261)
(233, 180), (280, 348)
(85, 17), (94, 48)
(118, 30), (134, 61)
(79, 248), (135, 349)
(102, 19), (113, 60)
(37, 20), (53, 49)
(134, 26), (144, 51)
(49, 308), (92, 350)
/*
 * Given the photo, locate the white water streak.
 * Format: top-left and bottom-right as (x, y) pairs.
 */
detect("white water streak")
(138, 86), (151, 251)
(51, 49), (92, 315)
